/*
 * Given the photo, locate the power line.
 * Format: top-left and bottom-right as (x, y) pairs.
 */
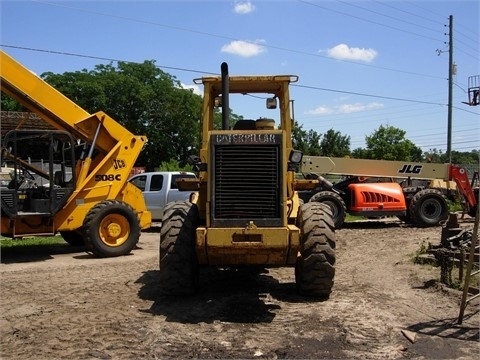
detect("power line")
(30, 0), (446, 81)
(293, 83), (447, 106)
(372, 0), (445, 26)
(1, 44), (452, 107)
(299, 0), (444, 42)
(0, 44), (218, 76)
(337, 0), (443, 35)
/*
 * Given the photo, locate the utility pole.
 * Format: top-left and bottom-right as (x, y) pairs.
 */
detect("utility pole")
(447, 15), (453, 162)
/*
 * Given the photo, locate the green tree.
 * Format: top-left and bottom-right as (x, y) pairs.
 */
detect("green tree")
(320, 129), (351, 157)
(450, 150), (480, 165)
(1, 94), (25, 111)
(292, 121), (309, 154)
(42, 61), (202, 170)
(351, 147), (369, 159)
(292, 121), (322, 156)
(363, 125), (421, 161)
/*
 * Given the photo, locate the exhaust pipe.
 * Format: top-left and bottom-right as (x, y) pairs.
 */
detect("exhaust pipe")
(221, 62), (230, 130)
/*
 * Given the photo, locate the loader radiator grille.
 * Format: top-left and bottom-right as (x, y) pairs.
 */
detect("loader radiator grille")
(212, 142), (282, 227)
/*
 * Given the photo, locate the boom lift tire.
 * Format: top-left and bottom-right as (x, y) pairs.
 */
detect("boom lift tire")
(158, 200), (199, 295)
(60, 230), (85, 247)
(409, 188), (448, 227)
(308, 190), (346, 229)
(83, 200), (141, 257)
(295, 202), (336, 298)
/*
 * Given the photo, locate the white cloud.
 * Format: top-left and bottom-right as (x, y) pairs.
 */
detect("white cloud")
(327, 43), (378, 62)
(221, 40), (266, 57)
(305, 105), (334, 115)
(180, 83), (202, 96)
(234, 1), (255, 14)
(306, 102), (383, 115)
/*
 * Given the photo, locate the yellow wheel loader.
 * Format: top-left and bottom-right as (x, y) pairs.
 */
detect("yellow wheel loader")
(0, 50), (151, 257)
(158, 63), (336, 297)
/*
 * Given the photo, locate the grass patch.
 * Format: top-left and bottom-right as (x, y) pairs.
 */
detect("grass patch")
(411, 240), (433, 265)
(345, 214), (367, 222)
(1, 235), (65, 249)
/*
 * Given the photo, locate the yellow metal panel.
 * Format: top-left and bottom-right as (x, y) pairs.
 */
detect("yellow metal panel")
(198, 227), (295, 266)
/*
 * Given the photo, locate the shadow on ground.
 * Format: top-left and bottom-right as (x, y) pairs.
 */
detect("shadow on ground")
(136, 266), (328, 324)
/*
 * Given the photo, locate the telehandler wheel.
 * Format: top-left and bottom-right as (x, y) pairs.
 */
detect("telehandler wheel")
(308, 190), (346, 229)
(158, 200), (199, 295)
(83, 200), (141, 257)
(409, 188), (449, 227)
(60, 230), (85, 246)
(295, 202), (336, 298)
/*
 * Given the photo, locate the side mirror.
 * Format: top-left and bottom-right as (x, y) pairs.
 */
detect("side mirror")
(266, 97), (277, 109)
(214, 96), (222, 107)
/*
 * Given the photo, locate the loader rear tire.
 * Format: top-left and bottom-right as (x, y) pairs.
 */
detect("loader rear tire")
(308, 190), (346, 229)
(409, 189), (448, 227)
(295, 202), (336, 298)
(60, 230), (85, 247)
(83, 200), (141, 257)
(158, 200), (199, 295)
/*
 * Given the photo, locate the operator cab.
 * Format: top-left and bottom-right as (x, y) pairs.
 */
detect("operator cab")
(1, 130), (76, 217)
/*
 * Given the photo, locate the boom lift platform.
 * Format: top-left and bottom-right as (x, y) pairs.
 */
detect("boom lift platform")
(300, 156), (478, 228)
(0, 50), (151, 257)
(462, 75), (479, 106)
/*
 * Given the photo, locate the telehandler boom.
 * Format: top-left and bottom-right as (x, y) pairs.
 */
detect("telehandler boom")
(0, 50), (151, 257)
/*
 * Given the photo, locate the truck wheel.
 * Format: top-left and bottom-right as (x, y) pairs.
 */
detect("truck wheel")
(83, 200), (141, 257)
(158, 200), (199, 295)
(295, 202), (336, 298)
(308, 190), (346, 229)
(410, 189), (448, 227)
(60, 230), (84, 246)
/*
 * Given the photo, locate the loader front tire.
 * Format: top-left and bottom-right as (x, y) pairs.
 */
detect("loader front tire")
(158, 200), (199, 295)
(410, 189), (448, 227)
(83, 200), (141, 257)
(295, 202), (336, 298)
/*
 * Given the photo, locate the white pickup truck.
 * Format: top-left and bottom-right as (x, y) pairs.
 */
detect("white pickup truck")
(128, 171), (196, 220)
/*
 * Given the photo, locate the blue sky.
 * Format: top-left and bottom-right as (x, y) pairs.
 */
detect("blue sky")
(1, 0), (479, 153)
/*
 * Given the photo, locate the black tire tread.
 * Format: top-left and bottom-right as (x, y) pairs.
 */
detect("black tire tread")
(295, 202), (336, 298)
(308, 190), (346, 229)
(158, 200), (199, 295)
(409, 188), (449, 227)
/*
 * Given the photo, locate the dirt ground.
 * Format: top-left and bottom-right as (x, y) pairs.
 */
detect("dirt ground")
(1, 217), (479, 359)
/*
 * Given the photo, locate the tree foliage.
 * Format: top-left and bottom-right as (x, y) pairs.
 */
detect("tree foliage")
(1, 94), (25, 111)
(359, 125), (423, 161)
(320, 129), (351, 157)
(424, 148), (479, 165)
(292, 121), (322, 156)
(41, 60), (202, 170)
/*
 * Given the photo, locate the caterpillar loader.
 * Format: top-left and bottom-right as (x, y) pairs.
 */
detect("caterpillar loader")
(300, 156), (478, 228)
(0, 50), (151, 257)
(157, 63), (336, 297)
